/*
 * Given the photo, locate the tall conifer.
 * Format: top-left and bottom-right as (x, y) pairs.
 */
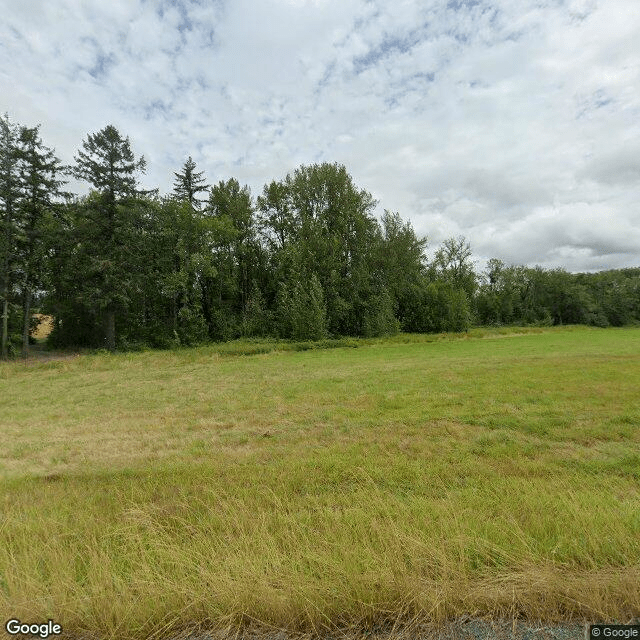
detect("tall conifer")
(17, 125), (67, 357)
(173, 156), (208, 209)
(72, 125), (146, 351)
(0, 114), (21, 359)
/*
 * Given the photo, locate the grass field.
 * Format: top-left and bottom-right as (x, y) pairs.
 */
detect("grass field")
(1, 326), (639, 639)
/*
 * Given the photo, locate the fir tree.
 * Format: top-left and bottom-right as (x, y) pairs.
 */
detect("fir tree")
(72, 125), (146, 351)
(16, 125), (67, 357)
(0, 114), (21, 359)
(173, 156), (209, 209)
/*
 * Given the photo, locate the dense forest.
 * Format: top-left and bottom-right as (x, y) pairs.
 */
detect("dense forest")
(1, 114), (639, 358)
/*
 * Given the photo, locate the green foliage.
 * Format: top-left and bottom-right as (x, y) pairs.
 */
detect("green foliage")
(150, 198), (216, 346)
(1, 116), (68, 358)
(576, 269), (640, 327)
(263, 162), (385, 337)
(172, 156), (208, 209)
(176, 305), (209, 346)
(276, 273), (327, 341)
(240, 281), (269, 338)
(256, 179), (295, 251)
(15, 125), (67, 357)
(73, 125), (146, 199)
(360, 283), (400, 337)
(203, 178), (264, 339)
(3, 114), (640, 354)
(378, 210), (428, 325)
(402, 280), (472, 333)
(393, 235), (476, 334)
(431, 236), (477, 299)
(475, 263), (640, 329)
(476, 259), (523, 325)
(65, 125), (148, 351)
(0, 114), (21, 359)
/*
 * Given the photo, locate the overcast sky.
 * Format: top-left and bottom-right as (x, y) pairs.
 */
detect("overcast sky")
(2, 0), (639, 272)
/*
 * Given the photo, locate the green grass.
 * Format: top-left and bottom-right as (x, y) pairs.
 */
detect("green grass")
(1, 326), (639, 639)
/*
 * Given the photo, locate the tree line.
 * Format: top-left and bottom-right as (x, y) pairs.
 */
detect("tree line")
(1, 115), (639, 358)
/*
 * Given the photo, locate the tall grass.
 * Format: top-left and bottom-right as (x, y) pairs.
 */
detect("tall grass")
(1, 326), (639, 639)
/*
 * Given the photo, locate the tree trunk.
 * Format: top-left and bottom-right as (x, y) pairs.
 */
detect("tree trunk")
(22, 287), (31, 359)
(1, 238), (9, 359)
(1, 293), (8, 360)
(105, 306), (116, 352)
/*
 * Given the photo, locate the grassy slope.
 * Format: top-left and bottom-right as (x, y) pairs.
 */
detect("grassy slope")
(1, 326), (639, 639)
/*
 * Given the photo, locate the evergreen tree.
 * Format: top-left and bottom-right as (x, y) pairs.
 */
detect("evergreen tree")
(72, 125), (147, 351)
(0, 114), (21, 359)
(153, 197), (215, 346)
(172, 156), (209, 209)
(74, 125), (146, 199)
(16, 125), (67, 357)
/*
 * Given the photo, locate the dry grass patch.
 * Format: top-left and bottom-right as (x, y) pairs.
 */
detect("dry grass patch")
(31, 314), (54, 340)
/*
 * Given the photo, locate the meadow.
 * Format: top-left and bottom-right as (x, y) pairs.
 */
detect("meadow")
(1, 326), (639, 639)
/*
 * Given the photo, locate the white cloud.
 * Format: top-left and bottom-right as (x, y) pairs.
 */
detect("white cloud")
(1, 0), (639, 272)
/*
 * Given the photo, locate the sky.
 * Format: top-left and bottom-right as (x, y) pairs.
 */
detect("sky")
(1, 0), (639, 272)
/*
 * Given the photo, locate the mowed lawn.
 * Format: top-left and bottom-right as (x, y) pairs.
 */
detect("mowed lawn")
(1, 327), (639, 639)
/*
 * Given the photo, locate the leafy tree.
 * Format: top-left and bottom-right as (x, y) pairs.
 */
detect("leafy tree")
(276, 272), (327, 341)
(377, 210), (428, 330)
(576, 269), (640, 327)
(476, 259), (527, 325)
(266, 162), (380, 336)
(402, 280), (472, 333)
(475, 261), (633, 328)
(5, 114), (637, 351)
(410, 236), (477, 333)
(431, 236), (477, 299)
(172, 156), (209, 209)
(360, 281), (400, 337)
(152, 198), (215, 346)
(539, 269), (593, 325)
(204, 178), (262, 338)
(240, 280), (269, 337)
(256, 180), (295, 251)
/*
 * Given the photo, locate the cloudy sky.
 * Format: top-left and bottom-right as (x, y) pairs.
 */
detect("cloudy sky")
(2, 0), (639, 272)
